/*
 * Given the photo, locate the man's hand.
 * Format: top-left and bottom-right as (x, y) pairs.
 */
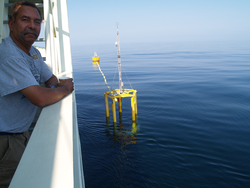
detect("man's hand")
(57, 78), (74, 94)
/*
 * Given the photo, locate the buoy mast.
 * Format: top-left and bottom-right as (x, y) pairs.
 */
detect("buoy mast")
(103, 24), (138, 123)
(116, 23), (123, 94)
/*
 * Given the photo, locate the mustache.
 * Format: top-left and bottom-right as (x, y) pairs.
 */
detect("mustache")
(20, 29), (39, 38)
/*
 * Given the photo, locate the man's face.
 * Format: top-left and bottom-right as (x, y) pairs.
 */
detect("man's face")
(9, 5), (41, 47)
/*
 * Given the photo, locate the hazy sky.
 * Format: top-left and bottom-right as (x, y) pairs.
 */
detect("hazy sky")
(67, 0), (250, 45)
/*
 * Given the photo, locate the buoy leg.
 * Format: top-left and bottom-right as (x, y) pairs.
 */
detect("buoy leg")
(134, 92), (137, 115)
(118, 97), (122, 113)
(131, 96), (135, 122)
(104, 94), (109, 118)
(118, 97), (122, 121)
(134, 92), (138, 122)
(106, 117), (110, 125)
(112, 98), (116, 123)
(131, 122), (137, 133)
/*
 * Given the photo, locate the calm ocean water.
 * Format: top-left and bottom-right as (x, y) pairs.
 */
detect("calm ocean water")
(72, 41), (250, 188)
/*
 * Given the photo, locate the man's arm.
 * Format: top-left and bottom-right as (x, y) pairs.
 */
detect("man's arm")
(21, 78), (74, 107)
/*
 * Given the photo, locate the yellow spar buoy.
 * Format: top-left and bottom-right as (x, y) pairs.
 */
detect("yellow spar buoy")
(92, 52), (99, 64)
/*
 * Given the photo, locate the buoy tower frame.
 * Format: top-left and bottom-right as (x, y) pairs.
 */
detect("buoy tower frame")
(104, 24), (137, 123)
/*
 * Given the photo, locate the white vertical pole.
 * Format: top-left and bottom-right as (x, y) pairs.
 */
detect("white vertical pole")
(0, 0), (9, 44)
(0, 0), (3, 44)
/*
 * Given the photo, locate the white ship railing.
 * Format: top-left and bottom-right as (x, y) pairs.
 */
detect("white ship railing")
(10, 91), (85, 188)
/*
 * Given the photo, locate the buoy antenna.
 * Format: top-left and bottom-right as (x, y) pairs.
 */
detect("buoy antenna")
(115, 22), (123, 94)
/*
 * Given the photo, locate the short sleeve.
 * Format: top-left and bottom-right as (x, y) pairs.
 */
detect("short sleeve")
(39, 61), (53, 83)
(0, 58), (39, 96)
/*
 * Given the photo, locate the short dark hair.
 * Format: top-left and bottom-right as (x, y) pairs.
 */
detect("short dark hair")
(9, 1), (41, 21)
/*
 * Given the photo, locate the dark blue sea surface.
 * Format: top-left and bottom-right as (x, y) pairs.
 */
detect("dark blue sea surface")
(72, 41), (250, 188)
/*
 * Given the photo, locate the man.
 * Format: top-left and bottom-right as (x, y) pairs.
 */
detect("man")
(0, 1), (74, 187)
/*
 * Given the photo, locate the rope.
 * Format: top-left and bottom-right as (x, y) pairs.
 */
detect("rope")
(97, 64), (110, 90)
(96, 63), (133, 91)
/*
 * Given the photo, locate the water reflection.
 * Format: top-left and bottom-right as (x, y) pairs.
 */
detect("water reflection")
(92, 64), (99, 68)
(106, 117), (138, 146)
